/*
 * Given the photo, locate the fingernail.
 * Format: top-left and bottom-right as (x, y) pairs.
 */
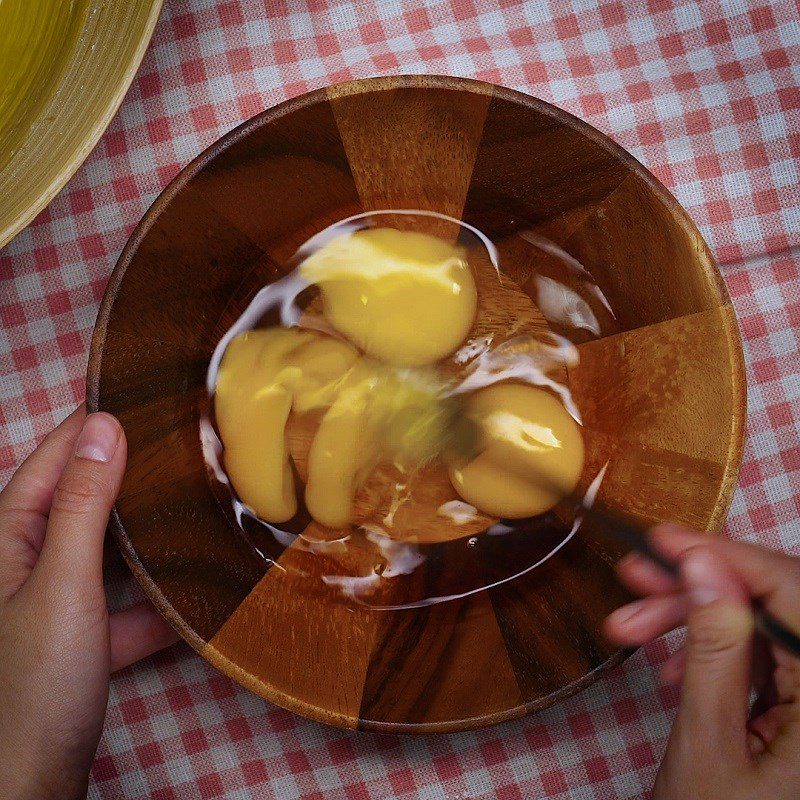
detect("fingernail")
(611, 599), (646, 624)
(75, 413), (120, 463)
(681, 548), (726, 607)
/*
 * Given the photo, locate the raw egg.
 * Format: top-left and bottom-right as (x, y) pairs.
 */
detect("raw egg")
(300, 227), (477, 366)
(214, 328), (359, 523)
(449, 383), (584, 518)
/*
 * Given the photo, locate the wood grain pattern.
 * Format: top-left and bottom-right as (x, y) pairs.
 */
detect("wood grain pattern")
(329, 76), (490, 239)
(359, 592), (524, 730)
(488, 526), (628, 703)
(88, 76), (746, 733)
(567, 305), (745, 531)
(205, 538), (385, 728)
(461, 91), (629, 244)
(191, 97), (364, 265)
(559, 172), (726, 330)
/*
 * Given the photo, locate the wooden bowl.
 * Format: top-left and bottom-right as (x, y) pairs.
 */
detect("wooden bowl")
(0, 0), (163, 249)
(88, 76), (746, 733)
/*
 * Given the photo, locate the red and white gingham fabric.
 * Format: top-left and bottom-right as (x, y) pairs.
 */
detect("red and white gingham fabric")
(1, 1), (799, 797)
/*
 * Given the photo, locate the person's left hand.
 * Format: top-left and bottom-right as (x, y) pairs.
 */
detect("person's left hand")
(0, 405), (179, 800)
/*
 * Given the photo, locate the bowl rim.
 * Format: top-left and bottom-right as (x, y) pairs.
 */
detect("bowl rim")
(87, 74), (747, 733)
(0, 0), (165, 250)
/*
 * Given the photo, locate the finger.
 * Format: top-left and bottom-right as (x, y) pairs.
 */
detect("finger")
(0, 406), (86, 597)
(748, 730), (768, 756)
(677, 546), (754, 760)
(648, 522), (707, 555)
(617, 551), (679, 596)
(109, 602), (180, 672)
(0, 405), (86, 528)
(33, 413), (126, 597)
(660, 648), (685, 685)
(604, 594), (687, 646)
(762, 698), (800, 762)
(749, 703), (797, 750)
(652, 524), (800, 627)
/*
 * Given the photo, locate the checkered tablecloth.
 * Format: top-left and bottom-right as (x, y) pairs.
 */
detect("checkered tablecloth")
(1, 1), (799, 797)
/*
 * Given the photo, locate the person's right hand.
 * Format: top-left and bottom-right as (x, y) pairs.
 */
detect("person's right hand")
(605, 524), (800, 800)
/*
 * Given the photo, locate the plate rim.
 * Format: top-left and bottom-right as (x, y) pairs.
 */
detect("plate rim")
(0, 0), (164, 250)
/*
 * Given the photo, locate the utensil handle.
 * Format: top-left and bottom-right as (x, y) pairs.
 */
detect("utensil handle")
(753, 604), (800, 656)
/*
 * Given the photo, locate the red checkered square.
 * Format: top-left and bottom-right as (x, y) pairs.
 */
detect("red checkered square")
(13, 345), (38, 371)
(767, 401), (795, 428)
(406, 7), (432, 33)
(2, 2), (799, 799)
(345, 783), (371, 800)
(1, 302), (26, 327)
(659, 34), (685, 59)
(166, 686), (193, 712)
(181, 58), (208, 86)
(120, 698), (148, 725)
(113, 176), (139, 204)
(197, 774), (225, 798)
(388, 767), (416, 795)
(763, 47), (790, 69)
(147, 117), (172, 144)
(172, 13), (197, 40)
(569, 711), (596, 738)
(782, 448), (800, 473)
(273, 39), (297, 62)
(104, 129), (129, 157)
(136, 742), (165, 768)
(182, 729), (209, 755)
(225, 718), (253, 742)
(69, 189), (95, 215)
(452, 0), (477, 21)
(599, 2), (625, 26)
(541, 769), (569, 794)
(628, 742), (654, 768)
(227, 48), (253, 73)
(286, 750), (312, 772)
(555, 13), (581, 39)
(191, 104), (219, 131)
(209, 675), (236, 699)
(242, 760), (268, 785)
(92, 756), (119, 782)
(481, 740), (507, 765)
(138, 71), (163, 99)
(585, 757), (611, 782)
(217, 2), (244, 27)
(433, 753), (463, 781)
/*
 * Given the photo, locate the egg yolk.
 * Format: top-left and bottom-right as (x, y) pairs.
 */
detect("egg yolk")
(300, 227), (477, 366)
(214, 328), (359, 523)
(304, 362), (381, 529)
(449, 383), (584, 518)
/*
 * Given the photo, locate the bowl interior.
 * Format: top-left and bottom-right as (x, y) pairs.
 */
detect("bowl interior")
(89, 76), (745, 732)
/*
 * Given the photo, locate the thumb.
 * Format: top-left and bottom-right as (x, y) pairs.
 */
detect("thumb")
(676, 546), (754, 757)
(33, 413), (126, 601)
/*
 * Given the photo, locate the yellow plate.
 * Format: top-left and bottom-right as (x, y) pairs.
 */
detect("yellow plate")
(0, 0), (163, 249)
